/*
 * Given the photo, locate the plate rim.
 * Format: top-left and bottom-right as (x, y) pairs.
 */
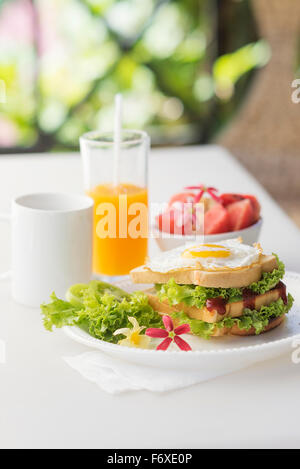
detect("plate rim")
(63, 270), (300, 355)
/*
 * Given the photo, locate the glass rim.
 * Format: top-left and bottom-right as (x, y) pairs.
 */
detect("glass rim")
(80, 129), (149, 146)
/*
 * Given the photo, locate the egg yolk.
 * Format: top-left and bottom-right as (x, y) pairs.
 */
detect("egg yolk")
(182, 244), (231, 259)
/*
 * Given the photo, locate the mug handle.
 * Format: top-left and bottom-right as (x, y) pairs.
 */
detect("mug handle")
(0, 213), (11, 280)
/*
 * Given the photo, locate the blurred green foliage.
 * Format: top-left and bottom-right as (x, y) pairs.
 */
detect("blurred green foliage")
(0, 0), (270, 152)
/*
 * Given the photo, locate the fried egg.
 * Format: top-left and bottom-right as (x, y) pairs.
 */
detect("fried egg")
(147, 238), (262, 272)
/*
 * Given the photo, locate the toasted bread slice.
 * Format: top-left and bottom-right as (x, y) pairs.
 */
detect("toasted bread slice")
(130, 254), (277, 288)
(146, 285), (282, 324)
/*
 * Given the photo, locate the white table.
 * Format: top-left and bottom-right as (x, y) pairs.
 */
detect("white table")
(0, 145), (299, 449)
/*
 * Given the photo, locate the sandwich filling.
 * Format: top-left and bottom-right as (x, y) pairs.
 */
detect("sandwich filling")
(151, 257), (294, 339)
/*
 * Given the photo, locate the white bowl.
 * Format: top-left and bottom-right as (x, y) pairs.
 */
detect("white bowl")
(152, 218), (263, 252)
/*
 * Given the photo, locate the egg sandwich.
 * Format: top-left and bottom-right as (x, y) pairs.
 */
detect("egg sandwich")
(130, 239), (293, 339)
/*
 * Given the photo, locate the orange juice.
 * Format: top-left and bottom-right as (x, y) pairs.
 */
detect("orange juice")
(88, 183), (148, 276)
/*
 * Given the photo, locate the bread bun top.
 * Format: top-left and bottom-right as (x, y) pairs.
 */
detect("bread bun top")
(130, 254), (278, 288)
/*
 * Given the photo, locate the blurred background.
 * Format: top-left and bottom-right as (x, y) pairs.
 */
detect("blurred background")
(0, 0), (299, 223)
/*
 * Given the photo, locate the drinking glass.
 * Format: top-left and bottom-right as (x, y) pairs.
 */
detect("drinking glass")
(80, 130), (149, 280)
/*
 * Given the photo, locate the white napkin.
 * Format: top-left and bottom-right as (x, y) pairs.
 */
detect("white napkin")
(63, 351), (238, 394)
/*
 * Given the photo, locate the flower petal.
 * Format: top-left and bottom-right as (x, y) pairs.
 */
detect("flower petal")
(113, 328), (130, 336)
(145, 328), (169, 338)
(156, 337), (173, 351)
(128, 316), (139, 330)
(184, 185), (203, 190)
(207, 187), (221, 203)
(138, 335), (151, 349)
(174, 335), (192, 351)
(162, 315), (174, 332)
(194, 189), (205, 203)
(118, 338), (132, 347)
(174, 323), (191, 335)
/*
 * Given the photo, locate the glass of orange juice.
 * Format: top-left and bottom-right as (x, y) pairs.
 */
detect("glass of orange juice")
(80, 130), (149, 280)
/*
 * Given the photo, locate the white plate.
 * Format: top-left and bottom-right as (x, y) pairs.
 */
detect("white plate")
(64, 271), (300, 371)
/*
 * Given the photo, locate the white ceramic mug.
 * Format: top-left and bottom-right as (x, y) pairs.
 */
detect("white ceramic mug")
(0, 193), (94, 307)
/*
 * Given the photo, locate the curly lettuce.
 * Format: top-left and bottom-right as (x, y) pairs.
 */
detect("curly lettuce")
(172, 294), (294, 339)
(249, 256), (285, 293)
(41, 281), (162, 344)
(155, 256), (285, 309)
(155, 279), (242, 309)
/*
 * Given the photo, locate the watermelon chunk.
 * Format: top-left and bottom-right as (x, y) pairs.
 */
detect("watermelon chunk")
(242, 195), (261, 222)
(157, 210), (179, 234)
(204, 204), (231, 235)
(227, 199), (255, 231)
(156, 208), (193, 235)
(219, 193), (244, 207)
(220, 193), (261, 223)
(168, 192), (195, 207)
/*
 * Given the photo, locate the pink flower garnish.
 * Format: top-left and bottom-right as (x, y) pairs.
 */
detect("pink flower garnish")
(184, 185), (221, 203)
(174, 324), (190, 335)
(145, 328), (168, 338)
(163, 315), (173, 332)
(157, 337), (173, 351)
(174, 335), (192, 351)
(146, 315), (192, 351)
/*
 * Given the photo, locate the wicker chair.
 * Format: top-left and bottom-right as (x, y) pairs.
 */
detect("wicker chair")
(218, 0), (300, 224)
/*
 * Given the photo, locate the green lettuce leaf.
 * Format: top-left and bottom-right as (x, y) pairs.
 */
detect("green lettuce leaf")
(248, 255), (285, 293)
(41, 281), (163, 344)
(171, 294), (294, 339)
(155, 256), (285, 309)
(229, 293), (294, 335)
(41, 293), (82, 331)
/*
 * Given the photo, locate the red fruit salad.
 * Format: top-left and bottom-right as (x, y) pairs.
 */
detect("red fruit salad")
(156, 185), (261, 236)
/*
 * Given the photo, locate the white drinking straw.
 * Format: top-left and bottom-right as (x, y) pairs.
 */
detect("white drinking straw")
(113, 93), (123, 187)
